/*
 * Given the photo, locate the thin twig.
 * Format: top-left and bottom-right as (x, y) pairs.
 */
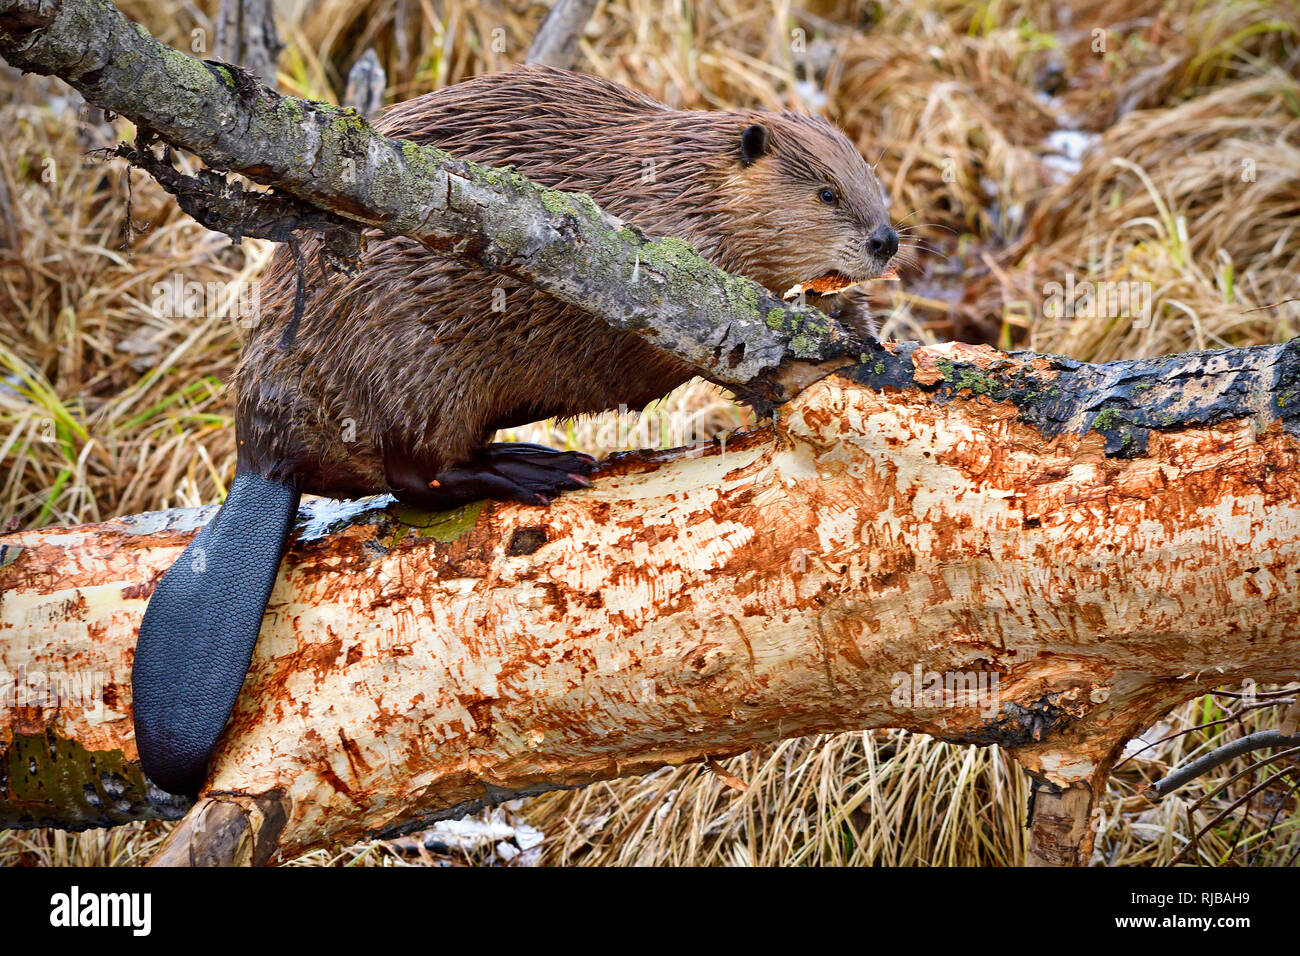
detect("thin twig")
(1146, 731), (1300, 798)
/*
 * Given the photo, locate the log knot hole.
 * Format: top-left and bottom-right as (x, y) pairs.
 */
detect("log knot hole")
(506, 526), (548, 556)
(946, 693), (1079, 749)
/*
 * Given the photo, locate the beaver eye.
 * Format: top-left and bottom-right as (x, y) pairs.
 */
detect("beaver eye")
(819, 188), (838, 206)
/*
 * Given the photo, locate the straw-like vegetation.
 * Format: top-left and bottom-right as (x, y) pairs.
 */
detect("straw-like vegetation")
(2, 0), (1297, 866)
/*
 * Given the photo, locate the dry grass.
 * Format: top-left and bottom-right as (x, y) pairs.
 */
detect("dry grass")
(2, 0), (1298, 866)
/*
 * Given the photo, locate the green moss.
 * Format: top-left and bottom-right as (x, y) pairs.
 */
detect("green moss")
(397, 138), (425, 164)
(790, 334), (815, 357)
(312, 101), (377, 154)
(394, 139), (461, 192)
(1090, 406), (1137, 449)
(536, 185), (579, 216)
(388, 501), (485, 544)
(720, 271), (762, 319)
(211, 63), (237, 89)
(333, 105), (371, 134)
(955, 369), (997, 395)
(935, 359), (999, 396)
(568, 191), (603, 221)
(626, 235), (776, 333)
(1, 733), (191, 829)
(1091, 407), (1123, 431)
(639, 235), (700, 269)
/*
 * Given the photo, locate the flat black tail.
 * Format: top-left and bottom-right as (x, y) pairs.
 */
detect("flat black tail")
(132, 470), (301, 796)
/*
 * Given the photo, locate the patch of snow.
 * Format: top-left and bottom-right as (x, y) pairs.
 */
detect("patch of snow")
(1120, 721), (1174, 761)
(415, 808), (547, 865)
(794, 80), (828, 111)
(1042, 129), (1100, 178)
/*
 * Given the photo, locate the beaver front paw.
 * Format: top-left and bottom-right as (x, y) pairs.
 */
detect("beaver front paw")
(393, 442), (598, 507)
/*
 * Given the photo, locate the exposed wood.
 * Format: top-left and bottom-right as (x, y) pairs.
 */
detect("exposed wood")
(3, 340), (1299, 863)
(0, 0), (857, 411)
(149, 793), (288, 866)
(1026, 780), (1097, 867)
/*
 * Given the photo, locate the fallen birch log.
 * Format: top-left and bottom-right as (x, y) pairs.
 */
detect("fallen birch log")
(2, 340), (1299, 865)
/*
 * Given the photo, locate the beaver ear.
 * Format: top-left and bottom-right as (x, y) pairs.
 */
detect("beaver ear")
(740, 124), (770, 166)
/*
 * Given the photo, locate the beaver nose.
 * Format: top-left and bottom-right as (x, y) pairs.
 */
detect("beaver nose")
(867, 224), (899, 261)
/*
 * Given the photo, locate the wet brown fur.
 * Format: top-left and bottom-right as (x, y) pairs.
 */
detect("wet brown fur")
(235, 65), (892, 499)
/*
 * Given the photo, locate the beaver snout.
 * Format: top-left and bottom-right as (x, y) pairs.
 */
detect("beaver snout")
(867, 224), (899, 262)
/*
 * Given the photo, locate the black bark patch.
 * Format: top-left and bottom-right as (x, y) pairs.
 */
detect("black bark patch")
(109, 131), (363, 261)
(944, 694), (1078, 749)
(840, 338), (1300, 458)
(506, 526), (548, 556)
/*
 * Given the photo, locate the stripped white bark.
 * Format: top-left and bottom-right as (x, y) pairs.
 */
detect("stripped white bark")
(3, 345), (1299, 862)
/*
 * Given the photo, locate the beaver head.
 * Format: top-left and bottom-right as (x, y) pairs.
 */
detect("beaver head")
(702, 112), (897, 297)
(375, 67), (896, 303)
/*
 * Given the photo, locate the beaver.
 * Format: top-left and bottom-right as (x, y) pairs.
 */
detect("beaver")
(133, 65), (898, 795)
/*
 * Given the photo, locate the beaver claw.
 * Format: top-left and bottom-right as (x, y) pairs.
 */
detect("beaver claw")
(398, 442), (598, 507)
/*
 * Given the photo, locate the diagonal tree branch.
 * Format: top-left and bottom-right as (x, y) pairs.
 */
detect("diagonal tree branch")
(526, 0), (600, 69)
(0, 0), (860, 410)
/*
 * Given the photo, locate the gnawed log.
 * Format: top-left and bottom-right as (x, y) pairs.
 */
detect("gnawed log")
(2, 339), (1300, 863)
(148, 792), (287, 866)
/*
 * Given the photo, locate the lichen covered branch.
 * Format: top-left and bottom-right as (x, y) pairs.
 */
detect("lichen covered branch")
(0, 0), (858, 408)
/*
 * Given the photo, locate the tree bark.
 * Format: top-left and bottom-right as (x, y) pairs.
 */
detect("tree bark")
(0, 0), (856, 411)
(1026, 780), (1100, 867)
(3, 341), (1299, 863)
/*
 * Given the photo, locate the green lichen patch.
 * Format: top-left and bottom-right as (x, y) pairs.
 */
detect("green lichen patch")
(1, 733), (192, 831)
(934, 359), (1002, 396)
(387, 500), (485, 545)
(1088, 406), (1137, 453)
